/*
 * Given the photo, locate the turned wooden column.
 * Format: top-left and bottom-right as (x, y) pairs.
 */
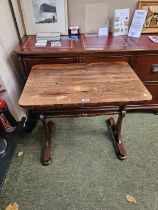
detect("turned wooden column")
(40, 115), (53, 166)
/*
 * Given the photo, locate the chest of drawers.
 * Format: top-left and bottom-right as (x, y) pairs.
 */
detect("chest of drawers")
(14, 34), (158, 114)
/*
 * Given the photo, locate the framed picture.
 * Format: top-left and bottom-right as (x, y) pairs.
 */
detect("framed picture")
(19, 0), (68, 35)
(138, 0), (158, 33)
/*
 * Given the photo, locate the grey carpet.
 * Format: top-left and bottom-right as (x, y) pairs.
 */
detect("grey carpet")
(0, 113), (158, 210)
(0, 132), (17, 192)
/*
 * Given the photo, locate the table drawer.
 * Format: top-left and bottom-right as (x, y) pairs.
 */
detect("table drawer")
(133, 55), (158, 82)
(145, 84), (158, 104)
(79, 55), (132, 64)
(23, 57), (78, 75)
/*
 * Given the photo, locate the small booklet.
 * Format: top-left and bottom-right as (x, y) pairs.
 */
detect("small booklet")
(35, 40), (47, 48)
(36, 32), (61, 41)
(148, 36), (158, 43)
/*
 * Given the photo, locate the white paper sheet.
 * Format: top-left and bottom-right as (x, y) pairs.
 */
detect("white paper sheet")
(98, 27), (108, 36)
(148, 36), (158, 43)
(128, 10), (147, 38)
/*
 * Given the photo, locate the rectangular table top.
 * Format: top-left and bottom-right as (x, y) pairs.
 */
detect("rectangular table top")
(19, 62), (152, 108)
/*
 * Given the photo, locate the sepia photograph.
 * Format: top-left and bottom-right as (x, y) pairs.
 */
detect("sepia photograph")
(19, 0), (68, 35)
(138, 0), (158, 33)
(32, 0), (57, 24)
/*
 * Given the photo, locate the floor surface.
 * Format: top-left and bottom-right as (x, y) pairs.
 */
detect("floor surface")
(0, 113), (158, 210)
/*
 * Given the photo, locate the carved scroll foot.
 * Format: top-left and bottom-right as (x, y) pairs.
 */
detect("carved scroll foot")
(107, 106), (127, 160)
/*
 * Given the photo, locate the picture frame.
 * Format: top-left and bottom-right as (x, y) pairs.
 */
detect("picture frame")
(138, 0), (158, 33)
(19, 0), (68, 35)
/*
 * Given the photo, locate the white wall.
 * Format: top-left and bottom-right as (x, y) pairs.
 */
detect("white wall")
(68, 0), (137, 33)
(0, 0), (25, 121)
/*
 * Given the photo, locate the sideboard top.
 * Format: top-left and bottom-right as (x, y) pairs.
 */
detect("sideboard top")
(14, 34), (158, 55)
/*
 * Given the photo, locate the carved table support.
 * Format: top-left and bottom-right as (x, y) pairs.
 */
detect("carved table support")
(40, 115), (53, 166)
(107, 105), (127, 160)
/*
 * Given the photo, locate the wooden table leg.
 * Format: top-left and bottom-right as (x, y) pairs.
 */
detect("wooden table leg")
(107, 105), (127, 160)
(41, 116), (53, 166)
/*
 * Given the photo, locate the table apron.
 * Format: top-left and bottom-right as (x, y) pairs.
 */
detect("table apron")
(28, 105), (128, 118)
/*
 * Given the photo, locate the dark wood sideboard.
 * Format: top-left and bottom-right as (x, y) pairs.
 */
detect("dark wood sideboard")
(14, 34), (158, 114)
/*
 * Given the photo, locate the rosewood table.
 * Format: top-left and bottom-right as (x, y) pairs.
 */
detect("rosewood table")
(19, 62), (152, 165)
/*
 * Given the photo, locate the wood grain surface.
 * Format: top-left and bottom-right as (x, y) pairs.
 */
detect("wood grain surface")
(19, 62), (152, 108)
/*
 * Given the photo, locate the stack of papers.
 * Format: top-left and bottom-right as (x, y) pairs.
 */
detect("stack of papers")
(36, 32), (61, 41)
(35, 40), (47, 48)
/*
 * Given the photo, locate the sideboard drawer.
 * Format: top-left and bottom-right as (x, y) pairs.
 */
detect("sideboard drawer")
(145, 84), (158, 104)
(133, 55), (158, 82)
(79, 55), (132, 64)
(23, 57), (78, 75)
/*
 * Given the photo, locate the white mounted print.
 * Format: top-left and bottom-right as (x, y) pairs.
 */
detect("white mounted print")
(20, 0), (68, 35)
